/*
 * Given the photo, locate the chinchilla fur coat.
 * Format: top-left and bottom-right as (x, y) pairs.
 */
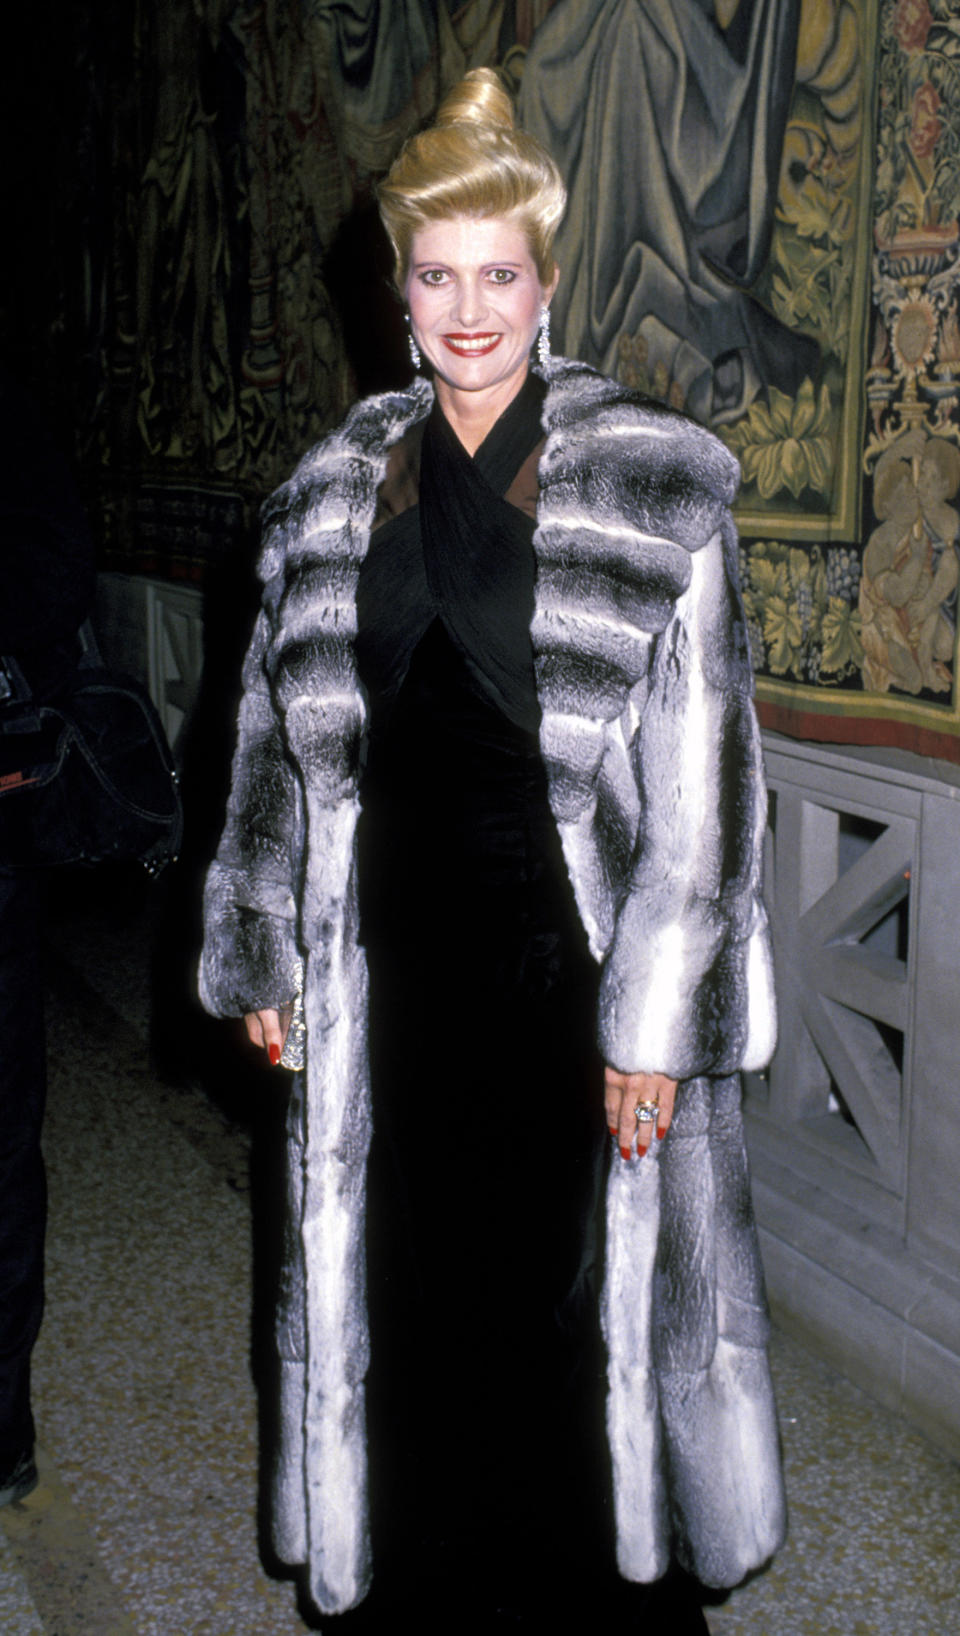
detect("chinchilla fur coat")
(200, 356), (785, 1615)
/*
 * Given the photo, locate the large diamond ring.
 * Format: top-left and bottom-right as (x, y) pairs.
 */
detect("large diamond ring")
(635, 1100), (659, 1123)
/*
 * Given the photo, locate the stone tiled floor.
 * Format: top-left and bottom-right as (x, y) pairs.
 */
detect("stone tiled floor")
(1, 873), (958, 1633)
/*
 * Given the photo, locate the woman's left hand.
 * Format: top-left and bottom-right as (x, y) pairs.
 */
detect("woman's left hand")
(604, 1067), (678, 1161)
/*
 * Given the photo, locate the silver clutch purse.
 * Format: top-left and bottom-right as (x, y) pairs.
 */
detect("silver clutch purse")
(279, 965), (306, 1072)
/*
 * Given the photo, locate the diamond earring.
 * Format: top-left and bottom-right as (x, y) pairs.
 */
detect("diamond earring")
(537, 304), (551, 368)
(406, 318), (421, 373)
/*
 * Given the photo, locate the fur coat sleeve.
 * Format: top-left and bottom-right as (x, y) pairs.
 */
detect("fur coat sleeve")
(198, 606), (305, 1019)
(531, 360), (776, 1082)
(594, 510), (777, 1081)
(198, 382), (433, 1024)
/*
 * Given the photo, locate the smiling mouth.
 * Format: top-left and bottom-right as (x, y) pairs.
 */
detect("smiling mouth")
(441, 333), (502, 357)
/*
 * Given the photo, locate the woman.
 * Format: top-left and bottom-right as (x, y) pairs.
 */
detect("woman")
(200, 70), (784, 1630)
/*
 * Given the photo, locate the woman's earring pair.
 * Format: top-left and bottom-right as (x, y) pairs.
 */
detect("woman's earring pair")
(406, 307), (550, 371)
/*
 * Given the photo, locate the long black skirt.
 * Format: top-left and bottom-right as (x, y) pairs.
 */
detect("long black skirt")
(347, 629), (706, 1632)
(352, 629), (612, 1627)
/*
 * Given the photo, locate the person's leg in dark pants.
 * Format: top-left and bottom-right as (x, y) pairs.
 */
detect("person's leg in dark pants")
(0, 867), (46, 1499)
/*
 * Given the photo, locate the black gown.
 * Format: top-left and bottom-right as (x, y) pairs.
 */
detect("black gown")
(347, 380), (705, 1632)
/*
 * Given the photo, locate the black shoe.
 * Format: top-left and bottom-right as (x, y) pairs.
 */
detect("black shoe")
(0, 1448), (38, 1507)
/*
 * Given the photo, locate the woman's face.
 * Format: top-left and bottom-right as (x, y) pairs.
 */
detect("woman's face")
(405, 215), (557, 404)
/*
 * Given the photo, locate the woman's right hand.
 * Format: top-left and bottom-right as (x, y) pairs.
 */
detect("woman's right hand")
(244, 1006), (292, 1067)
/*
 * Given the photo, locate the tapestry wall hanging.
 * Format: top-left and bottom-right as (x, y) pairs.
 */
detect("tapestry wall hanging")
(523, 0), (960, 761)
(753, 0), (960, 758)
(521, 0), (874, 543)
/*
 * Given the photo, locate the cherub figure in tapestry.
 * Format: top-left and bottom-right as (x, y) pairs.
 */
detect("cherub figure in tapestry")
(859, 431), (960, 697)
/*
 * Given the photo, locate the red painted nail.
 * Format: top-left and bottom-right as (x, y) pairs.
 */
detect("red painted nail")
(620, 1146), (631, 1162)
(656, 1125), (666, 1140)
(637, 1142), (648, 1159)
(608, 1127), (618, 1138)
(268, 1043), (281, 1066)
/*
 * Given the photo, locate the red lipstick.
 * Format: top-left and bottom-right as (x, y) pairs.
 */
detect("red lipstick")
(441, 333), (502, 357)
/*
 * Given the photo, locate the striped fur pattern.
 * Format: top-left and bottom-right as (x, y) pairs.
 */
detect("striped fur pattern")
(200, 358), (784, 1614)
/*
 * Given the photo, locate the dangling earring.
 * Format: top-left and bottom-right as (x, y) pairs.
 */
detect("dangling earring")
(406, 317), (421, 373)
(537, 304), (551, 368)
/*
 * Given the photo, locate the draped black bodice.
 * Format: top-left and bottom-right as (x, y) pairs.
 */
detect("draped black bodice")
(356, 373), (587, 977)
(356, 371), (546, 732)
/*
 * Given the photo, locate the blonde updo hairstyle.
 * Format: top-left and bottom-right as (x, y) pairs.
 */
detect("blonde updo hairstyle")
(378, 68), (566, 290)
